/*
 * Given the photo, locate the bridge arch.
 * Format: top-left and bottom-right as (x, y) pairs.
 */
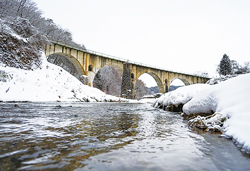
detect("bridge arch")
(95, 64), (123, 78)
(170, 77), (191, 86)
(136, 72), (164, 94)
(86, 62), (123, 87)
(88, 64), (123, 87)
(46, 52), (85, 82)
(92, 65), (123, 96)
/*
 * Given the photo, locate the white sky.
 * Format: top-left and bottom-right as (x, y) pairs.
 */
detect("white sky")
(34, 0), (250, 87)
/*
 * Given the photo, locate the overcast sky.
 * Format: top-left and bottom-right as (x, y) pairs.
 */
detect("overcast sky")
(34, 0), (250, 86)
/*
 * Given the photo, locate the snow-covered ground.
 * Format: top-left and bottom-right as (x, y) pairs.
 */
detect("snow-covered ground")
(153, 84), (211, 108)
(153, 74), (250, 153)
(0, 52), (127, 102)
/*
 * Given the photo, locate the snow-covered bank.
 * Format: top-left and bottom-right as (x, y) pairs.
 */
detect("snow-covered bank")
(153, 84), (211, 110)
(184, 74), (250, 152)
(153, 74), (250, 153)
(0, 52), (127, 102)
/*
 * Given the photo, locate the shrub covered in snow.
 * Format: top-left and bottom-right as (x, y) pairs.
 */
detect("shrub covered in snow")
(206, 74), (238, 85)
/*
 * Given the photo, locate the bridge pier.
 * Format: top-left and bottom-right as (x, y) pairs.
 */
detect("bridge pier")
(121, 63), (133, 99)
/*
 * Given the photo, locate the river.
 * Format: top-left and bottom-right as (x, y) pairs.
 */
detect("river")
(0, 102), (249, 171)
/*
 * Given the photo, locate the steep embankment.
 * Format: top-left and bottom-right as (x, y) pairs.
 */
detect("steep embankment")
(0, 17), (126, 102)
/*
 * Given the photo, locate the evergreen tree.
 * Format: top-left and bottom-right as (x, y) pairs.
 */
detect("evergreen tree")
(218, 54), (232, 76)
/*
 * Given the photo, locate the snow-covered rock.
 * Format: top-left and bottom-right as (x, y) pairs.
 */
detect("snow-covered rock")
(153, 84), (211, 110)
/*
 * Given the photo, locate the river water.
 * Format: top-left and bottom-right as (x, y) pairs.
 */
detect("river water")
(0, 102), (249, 171)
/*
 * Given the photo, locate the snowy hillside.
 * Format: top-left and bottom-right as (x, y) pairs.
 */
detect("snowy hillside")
(0, 52), (126, 102)
(153, 74), (250, 153)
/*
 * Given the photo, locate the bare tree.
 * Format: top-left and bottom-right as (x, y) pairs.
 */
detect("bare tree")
(240, 61), (250, 74)
(93, 66), (122, 97)
(135, 79), (148, 100)
(0, 0), (18, 18)
(17, 0), (27, 17)
(0, 0), (86, 50)
(194, 71), (209, 77)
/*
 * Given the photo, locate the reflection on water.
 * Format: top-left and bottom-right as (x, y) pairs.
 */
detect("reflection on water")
(0, 102), (249, 171)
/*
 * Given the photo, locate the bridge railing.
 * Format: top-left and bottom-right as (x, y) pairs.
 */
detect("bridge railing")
(86, 48), (208, 78)
(86, 49), (127, 63)
(50, 41), (210, 79)
(85, 48), (198, 77)
(86, 49), (183, 75)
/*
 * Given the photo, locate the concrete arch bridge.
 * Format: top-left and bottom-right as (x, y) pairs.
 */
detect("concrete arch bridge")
(44, 42), (210, 99)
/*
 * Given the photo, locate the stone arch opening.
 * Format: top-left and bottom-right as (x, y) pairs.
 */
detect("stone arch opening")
(93, 65), (122, 97)
(47, 53), (87, 84)
(170, 77), (190, 86)
(96, 64), (123, 78)
(135, 72), (164, 99)
(169, 77), (190, 91)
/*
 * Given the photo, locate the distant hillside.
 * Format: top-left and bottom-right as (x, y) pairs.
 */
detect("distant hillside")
(147, 85), (183, 94)
(147, 86), (159, 94)
(169, 85), (183, 92)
